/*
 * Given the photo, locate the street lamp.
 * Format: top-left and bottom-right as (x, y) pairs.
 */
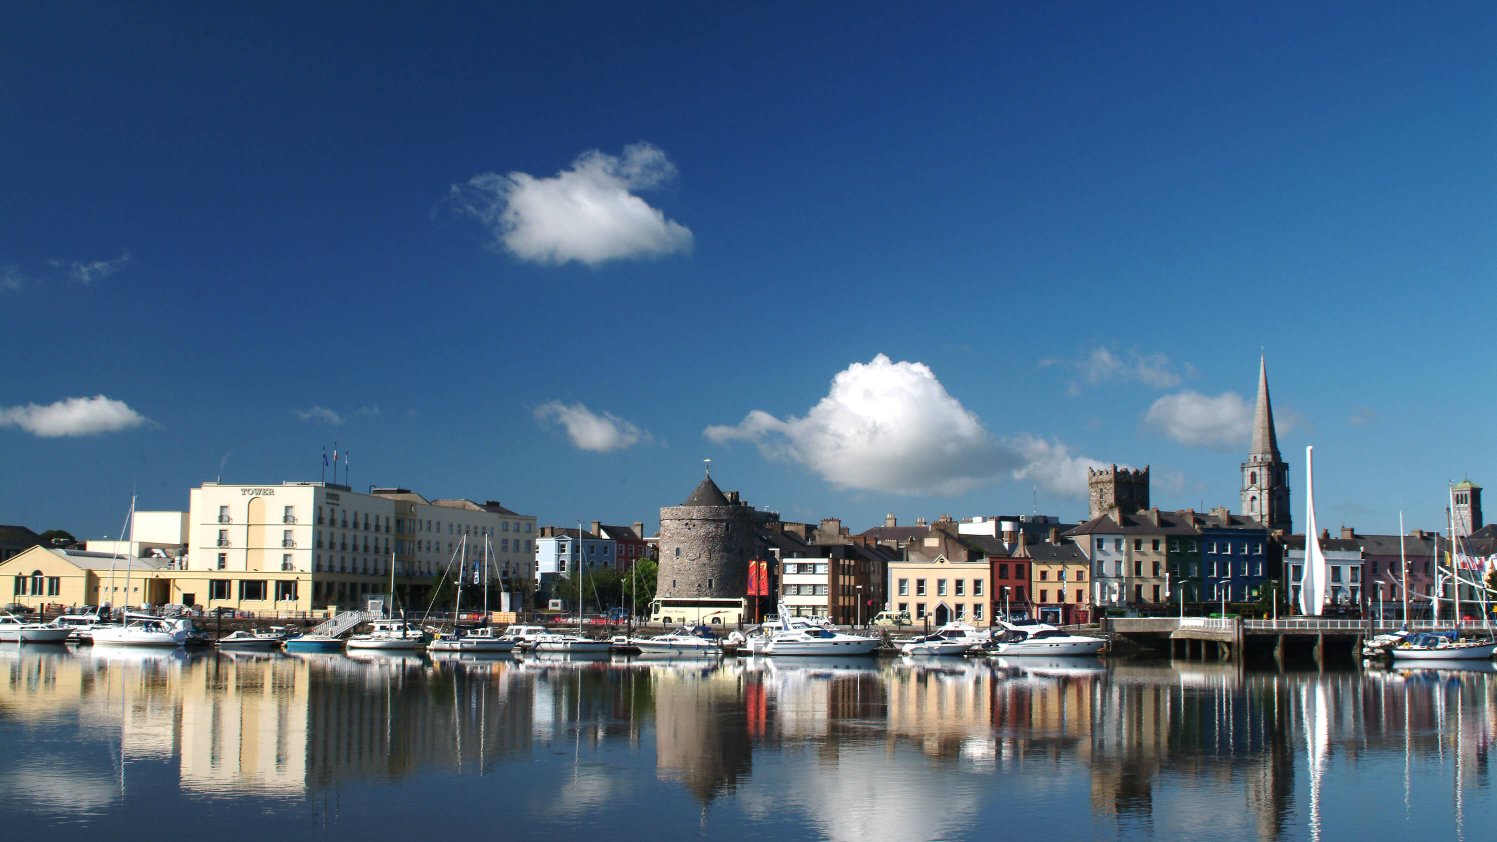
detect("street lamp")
(1218, 579), (1228, 617)
(1002, 586), (1011, 621)
(856, 584), (864, 628)
(1376, 582), (1384, 628)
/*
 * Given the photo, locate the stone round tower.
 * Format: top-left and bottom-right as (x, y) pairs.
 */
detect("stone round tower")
(656, 473), (755, 599)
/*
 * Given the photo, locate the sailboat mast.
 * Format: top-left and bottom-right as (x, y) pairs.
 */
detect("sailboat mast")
(121, 495), (136, 617)
(1449, 487), (1461, 634)
(454, 535), (465, 633)
(1399, 511), (1408, 628)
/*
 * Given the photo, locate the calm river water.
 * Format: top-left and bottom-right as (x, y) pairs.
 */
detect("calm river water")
(2, 646), (1494, 841)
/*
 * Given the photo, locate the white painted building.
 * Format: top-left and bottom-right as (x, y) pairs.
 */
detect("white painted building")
(1286, 545), (1363, 612)
(779, 556), (830, 618)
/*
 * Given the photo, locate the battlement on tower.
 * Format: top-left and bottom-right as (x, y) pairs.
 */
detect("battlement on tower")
(1088, 465), (1150, 520)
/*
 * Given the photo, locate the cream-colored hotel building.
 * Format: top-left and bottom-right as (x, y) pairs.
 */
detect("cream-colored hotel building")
(3, 482), (536, 617)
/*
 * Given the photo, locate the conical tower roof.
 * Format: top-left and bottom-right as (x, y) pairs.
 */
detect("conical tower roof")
(1250, 355), (1279, 460)
(681, 474), (730, 507)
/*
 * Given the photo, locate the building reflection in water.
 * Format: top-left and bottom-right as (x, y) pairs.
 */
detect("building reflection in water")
(1, 647), (1495, 840)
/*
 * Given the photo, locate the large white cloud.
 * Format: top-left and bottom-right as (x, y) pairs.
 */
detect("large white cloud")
(706, 355), (1107, 497)
(0, 395), (150, 437)
(536, 401), (649, 452)
(453, 143), (692, 267)
(1144, 390), (1252, 449)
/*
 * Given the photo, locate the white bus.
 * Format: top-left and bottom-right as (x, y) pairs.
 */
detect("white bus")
(649, 597), (746, 626)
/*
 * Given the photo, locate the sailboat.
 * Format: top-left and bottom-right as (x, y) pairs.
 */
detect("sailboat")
(429, 536), (517, 654)
(348, 551), (424, 651)
(1298, 446), (1328, 617)
(1392, 484), (1497, 661)
(93, 496), (189, 648)
(531, 527), (611, 656)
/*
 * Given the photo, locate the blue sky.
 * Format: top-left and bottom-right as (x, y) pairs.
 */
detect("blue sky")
(3, 2), (1494, 542)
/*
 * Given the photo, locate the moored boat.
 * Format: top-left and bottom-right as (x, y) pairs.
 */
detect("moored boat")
(0, 612), (74, 644)
(631, 625), (721, 656)
(1389, 631), (1497, 661)
(91, 616), (189, 648)
(347, 618), (425, 651)
(987, 620), (1107, 656)
(217, 626), (290, 651)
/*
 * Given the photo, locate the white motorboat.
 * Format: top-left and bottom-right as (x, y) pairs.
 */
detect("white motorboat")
(347, 618), (425, 650)
(52, 612), (104, 642)
(0, 612), (73, 644)
(91, 616), (189, 647)
(428, 625), (519, 653)
(217, 626), (290, 651)
(745, 624), (881, 657)
(530, 632), (612, 655)
(743, 605), (882, 656)
(1389, 631), (1497, 661)
(987, 620), (1106, 656)
(502, 624), (552, 648)
(900, 629), (979, 656)
(632, 626), (721, 656)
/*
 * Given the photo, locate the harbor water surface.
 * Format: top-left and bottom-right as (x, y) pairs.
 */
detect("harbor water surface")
(3, 647), (1494, 841)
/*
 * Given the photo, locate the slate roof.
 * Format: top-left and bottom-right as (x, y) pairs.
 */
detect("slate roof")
(680, 476), (730, 507)
(1023, 541), (1086, 564)
(1, 546), (168, 572)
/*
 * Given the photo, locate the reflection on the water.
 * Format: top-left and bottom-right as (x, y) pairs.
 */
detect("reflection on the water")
(2, 647), (1495, 841)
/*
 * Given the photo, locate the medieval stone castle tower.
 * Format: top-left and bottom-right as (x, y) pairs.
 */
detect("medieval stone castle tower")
(655, 471), (757, 599)
(1088, 465), (1150, 520)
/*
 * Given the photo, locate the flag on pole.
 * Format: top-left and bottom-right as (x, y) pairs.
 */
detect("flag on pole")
(332, 442), (339, 463)
(322, 446), (329, 467)
(746, 559), (760, 596)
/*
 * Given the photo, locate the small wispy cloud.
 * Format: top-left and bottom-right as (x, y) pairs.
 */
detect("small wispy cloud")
(451, 143), (693, 267)
(536, 401), (650, 452)
(53, 252), (132, 285)
(295, 406), (344, 426)
(1, 265), (27, 292)
(0, 395), (150, 437)
(1049, 347), (1185, 396)
(1348, 406), (1376, 426)
(1144, 390), (1252, 450)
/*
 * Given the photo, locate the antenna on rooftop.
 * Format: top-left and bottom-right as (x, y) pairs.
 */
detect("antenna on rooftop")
(704, 458), (712, 477)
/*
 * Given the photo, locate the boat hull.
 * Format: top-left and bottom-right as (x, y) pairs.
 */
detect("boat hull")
(761, 639), (881, 656)
(217, 638), (284, 651)
(427, 637), (516, 653)
(283, 636), (345, 652)
(900, 640), (974, 656)
(347, 636), (422, 651)
(91, 628), (187, 647)
(1390, 641), (1497, 660)
(990, 637), (1106, 657)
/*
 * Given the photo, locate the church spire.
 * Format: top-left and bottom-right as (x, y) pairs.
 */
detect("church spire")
(1250, 354), (1279, 460)
(1242, 354), (1291, 533)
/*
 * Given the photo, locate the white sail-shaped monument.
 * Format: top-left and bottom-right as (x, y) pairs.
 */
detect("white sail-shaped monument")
(1298, 445), (1328, 616)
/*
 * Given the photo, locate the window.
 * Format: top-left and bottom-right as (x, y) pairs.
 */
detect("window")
(1152, 539), (1160, 551)
(955, 604), (966, 620)
(974, 581), (984, 597)
(916, 603), (927, 618)
(955, 580), (965, 596)
(31, 571), (42, 594)
(283, 505), (296, 524)
(898, 602), (909, 613)
(217, 529), (229, 547)
(1039, 589), (1048, 603)
(1075, 589), (1084, 604)
(974, 604), (984, 620)
(997, 563), (1008, 579)
(1076, 570), (1085, 582)
(218, 505), (229, 523)
(209, 580), (230, 600)
(12, 575), (23, 595)
(937, 579), (948, 596)
(916, 579), (926, 596)
(1114, 538), (1122, 550)
(217, 553), (227, 570)
(240, 580), (267, 601)
(898, 578), (909, 596)
(276, 580), (297, 601)
(1096, 538), (1105, 552)
(282, 554), (293, 572)
(1015, 564), (1025, 579)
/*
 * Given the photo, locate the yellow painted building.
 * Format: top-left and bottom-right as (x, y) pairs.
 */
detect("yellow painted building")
(886, 555), (992, 626)
(0, 545), (171, 611)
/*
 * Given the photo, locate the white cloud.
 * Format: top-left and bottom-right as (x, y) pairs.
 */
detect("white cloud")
(61, 252), (131, 284)
(1009, 435), (1112, 497)
(0, 395), (149, 437)
(452, 143), (692, 267)
(1144, 390), (1253, 449)
(1063, 347), (1183, 394)
(1, 266), (25, 292)
(706, 354), (1106, 497)
(295, 406), (344, 426)
(536, 401), (649, 452)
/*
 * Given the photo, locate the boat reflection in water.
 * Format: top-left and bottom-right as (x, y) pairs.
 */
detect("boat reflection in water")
(3, 648), (1497, 841)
